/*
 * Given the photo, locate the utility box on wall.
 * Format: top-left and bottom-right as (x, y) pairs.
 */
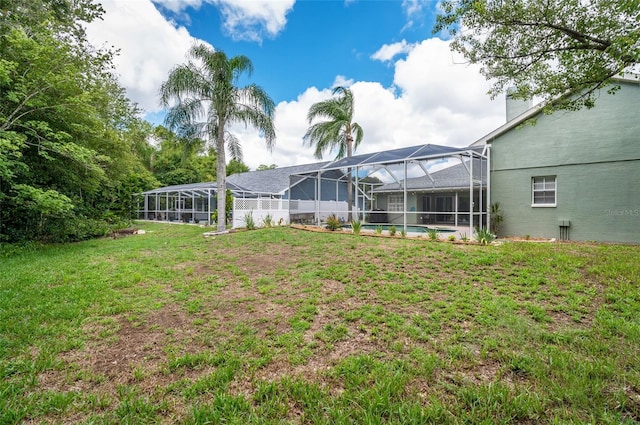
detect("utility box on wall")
(558, 219), (571, 240)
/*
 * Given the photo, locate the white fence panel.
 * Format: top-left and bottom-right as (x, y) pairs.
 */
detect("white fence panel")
(234, 198), (350, 228)
(232, 198), (290, 229)
(289, 200), (349, 222)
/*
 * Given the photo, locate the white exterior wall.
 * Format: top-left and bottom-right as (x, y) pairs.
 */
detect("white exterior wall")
(232, 198), (350, 228)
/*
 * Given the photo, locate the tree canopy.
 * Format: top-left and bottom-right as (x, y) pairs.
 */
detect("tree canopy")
(434, 0), (640, 111)
(0, 0), (157, 242)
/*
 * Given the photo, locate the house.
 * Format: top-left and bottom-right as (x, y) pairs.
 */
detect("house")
(473, 75), (640, 243)
(370, 158), (486, 228)
(135, 77), (638, 243)
(134, 161), (352, 227)
(290, 144), (488, 236)
(135, 144), (488, 235)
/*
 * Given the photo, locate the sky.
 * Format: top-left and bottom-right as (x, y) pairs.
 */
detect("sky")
(86, 0), (507, 170)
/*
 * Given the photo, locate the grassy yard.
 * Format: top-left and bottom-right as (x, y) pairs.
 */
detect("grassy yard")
(1, 222), (639, 424)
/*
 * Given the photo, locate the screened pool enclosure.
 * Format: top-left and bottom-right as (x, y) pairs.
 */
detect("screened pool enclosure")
(289, 144), (490, 236)
(134, 144), (490, 236)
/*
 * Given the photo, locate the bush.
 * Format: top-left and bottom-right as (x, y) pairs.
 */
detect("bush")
(375, 226), (383, 235)
(475, 227), (496, 245)
(45, 217), (112, 243)
(427, 228), (439, 241)
(325, 214), (342, 231)
(351, 219), (362, 235)
(244, 212), (255, 230)
(263, 214), (273, 228)
(388, 225), (397, 236)
(490, 202), (504, 235)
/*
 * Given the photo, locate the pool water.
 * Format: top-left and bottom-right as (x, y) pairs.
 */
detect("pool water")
(343, 224), (456, 233)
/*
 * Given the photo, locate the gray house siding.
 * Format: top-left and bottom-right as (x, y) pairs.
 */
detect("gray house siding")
(489, 81), (640, 243)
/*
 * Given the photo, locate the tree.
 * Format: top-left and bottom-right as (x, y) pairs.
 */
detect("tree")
(0, 0), (155, 242)
(160, 44), (276, 232)
(303, 86), (363, 220)
(256, 164), (277, 171)
(226, 159), (250, 176)
(151, 126), (216, 186)
(434, 0), (640, 111)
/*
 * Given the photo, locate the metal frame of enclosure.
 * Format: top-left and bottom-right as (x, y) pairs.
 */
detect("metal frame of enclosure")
(133, 182), (278, 226)
(133, 144), (490, 235)
(290, 144), (490, 236)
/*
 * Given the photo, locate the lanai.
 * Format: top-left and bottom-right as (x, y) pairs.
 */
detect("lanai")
(290, 144), (490, 236)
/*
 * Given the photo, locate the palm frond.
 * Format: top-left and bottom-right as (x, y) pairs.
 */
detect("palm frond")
(303, 86), (362, 160)
(225, 132), (242, 161)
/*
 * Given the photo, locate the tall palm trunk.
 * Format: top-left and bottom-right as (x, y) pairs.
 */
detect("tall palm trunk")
(216, 120), (227, 232)
(346, 136), (353, 222)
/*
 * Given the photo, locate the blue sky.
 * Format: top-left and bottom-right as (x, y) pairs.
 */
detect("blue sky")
(87, 0), (506, 169)
(158, 1), (439, 104)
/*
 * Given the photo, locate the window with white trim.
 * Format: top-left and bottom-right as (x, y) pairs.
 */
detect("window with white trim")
(532, 176), (556, 206)
(387, 195), (404, 212)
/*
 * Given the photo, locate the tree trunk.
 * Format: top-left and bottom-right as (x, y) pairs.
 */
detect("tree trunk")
(216, 127), (227, 233)
(346, 137), (353, 222)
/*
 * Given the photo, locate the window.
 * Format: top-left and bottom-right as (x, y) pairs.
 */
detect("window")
(388, 195), (404, 212)
(532, 176), (556, 206)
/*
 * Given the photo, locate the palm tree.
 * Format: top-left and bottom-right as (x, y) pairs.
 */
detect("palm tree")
(160, 44), (276, 232)
(303, 86), (364, 220)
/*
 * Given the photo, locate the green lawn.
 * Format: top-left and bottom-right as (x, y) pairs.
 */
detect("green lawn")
(1, 223), (639, 424)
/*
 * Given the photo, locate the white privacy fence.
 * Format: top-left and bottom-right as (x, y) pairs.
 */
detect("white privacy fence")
(232, 198), (350, 228)
(232, 198), (290, 228)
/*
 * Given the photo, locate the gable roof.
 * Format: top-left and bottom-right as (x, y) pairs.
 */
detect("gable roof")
(227, 162), (329, 195)
(139, 144), (488, 197)
(471, 74), (640, 147)
(139, 162), (329, 197)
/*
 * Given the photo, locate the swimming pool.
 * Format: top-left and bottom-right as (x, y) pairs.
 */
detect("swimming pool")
(342, 224), (456, 233)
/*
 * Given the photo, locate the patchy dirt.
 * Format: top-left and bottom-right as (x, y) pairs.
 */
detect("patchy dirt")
(25, 225), (625, 424)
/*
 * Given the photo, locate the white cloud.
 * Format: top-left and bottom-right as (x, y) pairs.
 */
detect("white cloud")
(233, 87), (335, 169)
(237, 38), (506, 170)
(371, 40), (414, 62)
(87, 1), (506, 171)
(212, 0), (295, 42)
(332, 75), (355, 88)
(394, 38), (500, 117)
(86, 0), (199, 114)
(401, 0), (429, 31)
(152, 0), (204, 14)
(402, 0), (428, 17)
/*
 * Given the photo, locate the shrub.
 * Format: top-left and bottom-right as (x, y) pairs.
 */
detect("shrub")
(400, 229), (406, 238)
(448, 234), (456, 242)
(427, 228), (439, 241)
(460, 232), (468, 242)
(244, 212), (255, 230)
(325, 214), (342, 231)
(490, 202), (504, 235)
(388, 225), (397, 236)
(351, 219), (362, 235)
(47, 217), (111, 243)
(263, 214), (273, 228)
(475, 227), (496, 245)
(375, 226), (383, 235)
